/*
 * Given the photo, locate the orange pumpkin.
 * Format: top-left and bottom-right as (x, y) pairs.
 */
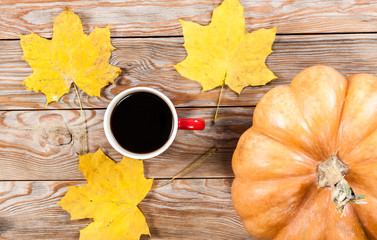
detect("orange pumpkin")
(232, 66), (377, 239)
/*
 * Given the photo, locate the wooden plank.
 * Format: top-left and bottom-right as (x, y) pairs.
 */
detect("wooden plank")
(0, 107), (253, 180)
(0, 179), (252, 239)
(1, 0), (377, 39)
(2, 34), (377, 110)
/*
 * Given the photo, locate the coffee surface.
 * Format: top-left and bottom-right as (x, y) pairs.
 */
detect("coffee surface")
(110, 92), (173, 154)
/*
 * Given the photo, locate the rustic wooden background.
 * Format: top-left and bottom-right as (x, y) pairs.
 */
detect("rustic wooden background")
(1, 0), (377, 239)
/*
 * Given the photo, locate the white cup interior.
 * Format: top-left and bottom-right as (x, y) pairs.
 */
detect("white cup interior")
(104, 87), (178, 159)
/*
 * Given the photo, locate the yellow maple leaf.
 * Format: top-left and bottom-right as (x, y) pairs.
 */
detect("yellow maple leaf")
(20, 8), (121, 104)
(58, 149), (153, 240)
(174, 0), (277, 94)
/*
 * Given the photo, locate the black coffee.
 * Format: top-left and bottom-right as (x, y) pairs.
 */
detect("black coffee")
(110, 92), (173, 154)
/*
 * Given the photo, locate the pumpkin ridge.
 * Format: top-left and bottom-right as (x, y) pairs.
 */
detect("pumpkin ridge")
(233, 128), (316, 181)
(351, 185), (377, 239)
(289, 65), (347, 159)
(334, 79), (348, 153)
(234, 174), (316, 183)
(346, 176), (377, 201)
(273, 187), (328, 240)
(336, 74), (377, 163)
(342, 126), (377, 165)
(253, 84), (319, 161)
(232, 176), (316, 239)
(253, 127), (317, 164)
(287, 84), (319, 156)
(351, 207), (372, 240)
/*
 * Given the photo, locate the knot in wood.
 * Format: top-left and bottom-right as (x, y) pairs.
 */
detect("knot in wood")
(40, 123), (72, 146)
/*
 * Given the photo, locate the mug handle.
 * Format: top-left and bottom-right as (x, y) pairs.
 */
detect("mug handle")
(178, 118), (205, 130)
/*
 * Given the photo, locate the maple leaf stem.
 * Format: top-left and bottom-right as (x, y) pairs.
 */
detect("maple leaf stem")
(213, 83), (224, 124)
(151, 148), (218, 190)
(73, 83), (86, 155)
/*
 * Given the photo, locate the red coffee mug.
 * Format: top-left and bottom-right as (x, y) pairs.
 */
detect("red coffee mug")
(104, 87), (205, 159)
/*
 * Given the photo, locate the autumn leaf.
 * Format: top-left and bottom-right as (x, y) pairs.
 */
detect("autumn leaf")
(174, 0), (277, 94)
(20, 8), (121, 104)
(58, 149), (153, 240)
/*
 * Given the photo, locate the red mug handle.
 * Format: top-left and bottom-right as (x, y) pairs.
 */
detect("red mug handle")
(178, 118), (205, 130)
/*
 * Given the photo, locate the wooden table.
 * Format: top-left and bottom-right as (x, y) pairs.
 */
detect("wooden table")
(1, 0), (377, 239)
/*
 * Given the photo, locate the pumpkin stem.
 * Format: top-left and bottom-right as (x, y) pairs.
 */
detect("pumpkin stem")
(316, 153), (365, 214)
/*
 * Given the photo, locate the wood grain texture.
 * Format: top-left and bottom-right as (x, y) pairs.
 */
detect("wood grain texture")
(1, 0), (377, 39)
(0, 107), (253, 180)
(2, 34), (377, 110)
(0, 179), (252, 239)
(2, 1), (375, 239)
